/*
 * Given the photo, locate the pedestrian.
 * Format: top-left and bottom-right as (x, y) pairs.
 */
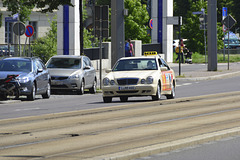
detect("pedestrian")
(175, 39), (185, 63)
(125, 38), (134, 57)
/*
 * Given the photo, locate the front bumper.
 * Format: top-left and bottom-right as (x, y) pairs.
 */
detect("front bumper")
(102, 84), (157, 97)
(51, 79), (81, 90)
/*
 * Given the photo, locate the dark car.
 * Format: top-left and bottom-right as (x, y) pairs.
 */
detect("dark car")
(0, 57), (51, 100)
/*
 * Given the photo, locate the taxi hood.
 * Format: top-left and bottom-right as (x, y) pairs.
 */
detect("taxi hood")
(106, 70), (159, 79)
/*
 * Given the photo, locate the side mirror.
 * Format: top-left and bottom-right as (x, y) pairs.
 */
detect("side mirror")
(37, 68), (43, 73)
(84, 66), (91, 70)
(160, 67), (168, 71)
(105, 69), (112, 73)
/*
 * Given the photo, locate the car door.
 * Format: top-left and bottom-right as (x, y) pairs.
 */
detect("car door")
(34, 59), (48, 93)
(159, 58), (173, 92)
(83, 57), (95, 88)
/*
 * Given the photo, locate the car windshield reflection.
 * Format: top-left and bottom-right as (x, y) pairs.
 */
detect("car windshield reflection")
(112, 59), (157, 71)
(46, 58), (81, 69)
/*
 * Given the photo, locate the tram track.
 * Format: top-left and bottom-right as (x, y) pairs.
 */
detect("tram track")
(0, 91), (240, 159)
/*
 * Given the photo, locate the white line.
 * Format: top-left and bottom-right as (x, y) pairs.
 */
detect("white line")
(15, 108), (41, 111)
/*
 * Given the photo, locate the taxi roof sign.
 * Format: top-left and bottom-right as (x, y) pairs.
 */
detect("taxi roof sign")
(144, 51), (158, 56)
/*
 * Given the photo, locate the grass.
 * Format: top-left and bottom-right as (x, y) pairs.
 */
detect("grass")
(173, 52), (240, 63)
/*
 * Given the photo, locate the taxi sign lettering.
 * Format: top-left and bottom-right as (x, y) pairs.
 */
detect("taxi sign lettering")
(144, 51), (158, 56)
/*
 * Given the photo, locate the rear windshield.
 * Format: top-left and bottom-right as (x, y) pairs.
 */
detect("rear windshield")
(46, 58), (81, 69)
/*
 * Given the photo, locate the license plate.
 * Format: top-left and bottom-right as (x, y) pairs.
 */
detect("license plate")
(55, 81), (63, 85)
(118, 86), (136, 90)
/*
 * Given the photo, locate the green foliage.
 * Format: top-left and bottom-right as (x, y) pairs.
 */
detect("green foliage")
(31, 16), (57, 63)
(2, 0), (73, 23)
(124, 0), (151, 44)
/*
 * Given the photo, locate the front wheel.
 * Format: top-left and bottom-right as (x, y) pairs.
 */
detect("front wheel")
(89, 78), (97, 94)
(103, 97), (112, 103)
(120, 96), (128, 102)
(152, 82), (161, 101)
(42, 81), (51, 99)
(77, 80), (85, 95)
(27, 83), (36, 101)
(166, 82), (175, 99)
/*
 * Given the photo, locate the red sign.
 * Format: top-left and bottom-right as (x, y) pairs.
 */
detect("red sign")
(25, 25), (34, 37)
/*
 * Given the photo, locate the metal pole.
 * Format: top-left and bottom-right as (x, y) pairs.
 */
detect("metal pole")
(99, 6), (102, 89)
(228, 17), (230, 70)
(204, 13), (207, 65)
(178, 16), (181, 76)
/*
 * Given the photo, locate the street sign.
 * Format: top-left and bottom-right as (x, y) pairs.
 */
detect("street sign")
(199, 14), (207, 24)
(149, 19), (153, 29)
(167, 16), (181, 25)
(5, 17), (18, 23)
(13, 22), (25, 36)
(25, 25), (34, 37)
(192, 11), (203, 15)
(94, 5), (109, 38)
(222, 15), (237, 29)
(200, 24), (207, 30)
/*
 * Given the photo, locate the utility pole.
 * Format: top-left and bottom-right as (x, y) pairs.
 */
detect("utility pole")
(207, 0), (217, 71)
(111, 0), (125, 67)
(80, 0), (84, 55)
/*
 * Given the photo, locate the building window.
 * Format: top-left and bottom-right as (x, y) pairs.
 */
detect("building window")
(5, 22), (13, 44)
(29, 21), (37, 41)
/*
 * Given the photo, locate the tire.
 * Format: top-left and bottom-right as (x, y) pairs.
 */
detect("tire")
(89, 78), (97, 94)
(152, 82), (161, 101)
(103, 97), (112, 103)
(78, 80), (84, 95)
(166, 82), (175, 99)
(42, 81), (51, 99)
(120, 96), (128, 102)
(27, 83), (36, 101)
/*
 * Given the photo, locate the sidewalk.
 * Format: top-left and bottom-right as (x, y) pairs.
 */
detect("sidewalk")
(170, 62), (240, 81)
(96, 62), (240, 85)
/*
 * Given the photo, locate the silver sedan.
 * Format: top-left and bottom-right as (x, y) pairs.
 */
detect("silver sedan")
(46, 55), (97, 94)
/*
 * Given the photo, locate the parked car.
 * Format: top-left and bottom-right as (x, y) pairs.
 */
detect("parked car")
(102, 54), (176, 103)
(0, 57), (51, 100)
(46, 55), (97, 94)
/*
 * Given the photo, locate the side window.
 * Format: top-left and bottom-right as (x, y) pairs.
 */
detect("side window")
(160, 58), (170, 70)
(86, 57), (92, 67)
(33, 61), (38, 73)
(83, 58), (88, 68)
(35, 60), (43, 70)
(38, 60), (46, 69)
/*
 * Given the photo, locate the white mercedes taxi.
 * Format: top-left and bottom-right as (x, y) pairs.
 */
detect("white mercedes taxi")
(102, 54), (176, 103)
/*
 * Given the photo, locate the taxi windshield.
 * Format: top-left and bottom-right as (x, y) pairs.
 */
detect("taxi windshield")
(112, 59), (157, 71)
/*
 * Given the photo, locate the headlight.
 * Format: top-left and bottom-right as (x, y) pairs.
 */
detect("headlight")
(17, 76), (30, 83)
(146, 76), (154, 84)
(141, 79), (146, 84)
(69, 74), (80, 79)
(110, 80), (115, 85)
(103, 78), (110, 86)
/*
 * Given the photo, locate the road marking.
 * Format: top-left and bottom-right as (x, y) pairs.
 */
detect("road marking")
(15, 108), (41, 111)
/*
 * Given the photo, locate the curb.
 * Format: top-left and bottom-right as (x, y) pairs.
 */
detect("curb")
(89, 127), (240, 160)
(176, 71), (240, 82)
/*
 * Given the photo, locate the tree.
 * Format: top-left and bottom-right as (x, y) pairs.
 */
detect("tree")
(124, 0), (151, 44)
(31, 16), (57, 63)
(2, 0), (73, 22)
(175, 0), (224, 54)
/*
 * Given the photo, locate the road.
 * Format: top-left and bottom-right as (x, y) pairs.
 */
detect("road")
(0, 75), (239, 120)
(1, 91), (240, 160)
